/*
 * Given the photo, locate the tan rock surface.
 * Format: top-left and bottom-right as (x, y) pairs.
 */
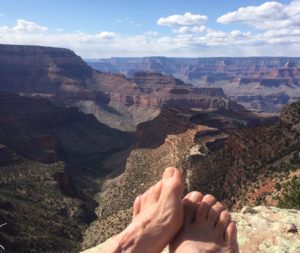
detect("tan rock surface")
(81, 206), (300, 253)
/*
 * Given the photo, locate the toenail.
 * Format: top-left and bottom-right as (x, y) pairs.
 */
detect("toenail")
(204, 194), (216, 203)
(164, 167), (175, 178)
(190, 192), (202, 201)
(190, 192), (197, 197)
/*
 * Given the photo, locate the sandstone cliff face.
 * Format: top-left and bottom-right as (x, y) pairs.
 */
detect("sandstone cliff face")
(0, 45), (242, 131)
(88, 57), (300, 113)
(81, 206), (300, 253)
(92, 71), (229, 109)
(0, 44), (92, 96)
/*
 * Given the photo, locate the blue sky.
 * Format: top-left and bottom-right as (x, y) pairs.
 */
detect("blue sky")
(0, 0), (299, 58)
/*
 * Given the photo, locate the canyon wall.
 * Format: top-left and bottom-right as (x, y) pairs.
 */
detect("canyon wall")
(88, 57), (300, 113)
(0, 44), (246, 131)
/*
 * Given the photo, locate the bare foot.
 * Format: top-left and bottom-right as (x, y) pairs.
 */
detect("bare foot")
(102, 167), (184, 253)
(170, 193), (239, 253)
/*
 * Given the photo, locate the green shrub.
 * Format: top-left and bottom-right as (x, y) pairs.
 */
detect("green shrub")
(277, 177), (300, 209)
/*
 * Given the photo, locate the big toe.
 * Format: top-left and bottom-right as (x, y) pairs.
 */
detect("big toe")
(160, 167), (184, 204)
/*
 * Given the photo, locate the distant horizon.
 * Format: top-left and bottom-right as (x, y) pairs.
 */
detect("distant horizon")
(1, 0), (299, 58)
(2, 42), (300, 60)
(85, 55), (300, 60)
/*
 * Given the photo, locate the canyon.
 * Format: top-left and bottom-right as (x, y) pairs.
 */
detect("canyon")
(82, 101), (300, 250)
(0, 45), (239, 131)
(88, 57), (300, 113)
(0, 92), (133, 252)
(0, 44), (299, 252)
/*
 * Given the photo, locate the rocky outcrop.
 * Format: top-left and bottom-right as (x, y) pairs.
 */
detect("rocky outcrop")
(188, 102), (300, 209)
(81, 206), (300, 253)
(88, 57), (300, 113)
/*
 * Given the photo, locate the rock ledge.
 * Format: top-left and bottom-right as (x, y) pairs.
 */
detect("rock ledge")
(81, 206), (300, 253)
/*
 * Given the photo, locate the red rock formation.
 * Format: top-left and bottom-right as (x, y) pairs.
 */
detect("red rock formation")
(0, 45), (239, 130)
(88, 57), (300, 113)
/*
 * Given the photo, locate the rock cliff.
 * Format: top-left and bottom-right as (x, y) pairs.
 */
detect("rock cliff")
(0, 44), (92, 95)
(0, 44), (244, 131)
(88, 57), (300, 113)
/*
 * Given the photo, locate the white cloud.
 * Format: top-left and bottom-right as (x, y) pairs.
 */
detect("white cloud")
(174, 25), (206, 34)
(217, 0), (300, 30)
(96, 31), (116, 39)
(13, 19), (48, 33)
(1, 16), (300, 58)
(157, 12), (207, 27)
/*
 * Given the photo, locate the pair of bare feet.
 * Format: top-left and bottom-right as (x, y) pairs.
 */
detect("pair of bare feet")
(102, 167), (239, 253)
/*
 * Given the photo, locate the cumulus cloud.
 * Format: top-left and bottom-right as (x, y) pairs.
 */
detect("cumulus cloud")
(96, 31), (116, 39)
(174, 25), (206, 34)
(13, 19), (48, 33)
(157, 12), (207, 27)
(1, 16), (300, 58)
(217, 0), (300, 30)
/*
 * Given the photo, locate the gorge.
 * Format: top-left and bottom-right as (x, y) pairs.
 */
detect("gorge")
(0, 44), (299, 253)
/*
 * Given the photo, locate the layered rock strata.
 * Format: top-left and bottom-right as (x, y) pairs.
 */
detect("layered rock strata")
(88, 57), (300, 113)
(0, 44), (245, 131)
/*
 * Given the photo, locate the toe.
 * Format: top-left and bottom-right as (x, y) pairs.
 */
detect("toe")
(182, 191), (203, 225)
(225, 221), (238, 247)
(206, 201), (225, 227)
(195, 194), (216, 224)
(159, 167), (184, 204)
(216, 210), (231, 241)
(132, 195), (141, 218)
(147, 181), (162, 204)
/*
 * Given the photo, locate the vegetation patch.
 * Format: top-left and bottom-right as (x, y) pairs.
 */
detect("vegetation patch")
(277, 176), (300, 209)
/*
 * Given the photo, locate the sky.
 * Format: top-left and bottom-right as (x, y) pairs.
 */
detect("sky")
(0, 0), (300, 58)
